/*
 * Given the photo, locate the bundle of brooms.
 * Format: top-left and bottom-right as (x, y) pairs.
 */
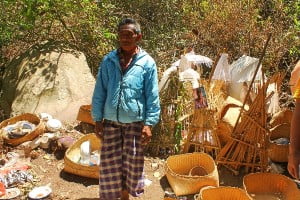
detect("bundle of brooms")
(216, 83), (269, 173)
(216, 34), (273, 173)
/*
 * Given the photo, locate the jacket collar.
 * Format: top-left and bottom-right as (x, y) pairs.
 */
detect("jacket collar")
(107, 46), (147, 66)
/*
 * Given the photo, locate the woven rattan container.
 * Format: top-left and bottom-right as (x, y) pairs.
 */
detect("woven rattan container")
(76, 105), (95, 125)
(196, 186), (252, 200)
(165, 153), (219, 196)
(64, 133), (101, 179)
(267, 123), (290, 162)
(1, 113), (45, 146)
(270, 109), (293, 128)
(243, 173), (300, 200)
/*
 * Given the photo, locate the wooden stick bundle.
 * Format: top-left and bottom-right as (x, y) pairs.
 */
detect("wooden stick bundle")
(217, 84), (269, 172)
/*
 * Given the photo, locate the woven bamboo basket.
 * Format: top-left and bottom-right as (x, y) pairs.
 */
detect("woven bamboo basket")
(64, 133), (101, 179)
(269, 109), (293, 128)
(196, 186), (252, 200)
(1, 113), (45, 146)
(76, 105), (95, 125)
(243, 173), (300, 200)
(267, 123), (290, 162)
(165, 153), (219, 196)
(216, 120), (232, 147)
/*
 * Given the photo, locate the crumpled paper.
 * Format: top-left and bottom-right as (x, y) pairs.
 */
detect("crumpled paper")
(0, 170), (33, 187)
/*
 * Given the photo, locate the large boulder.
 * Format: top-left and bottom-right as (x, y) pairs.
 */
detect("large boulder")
(0, 41), (96, 122)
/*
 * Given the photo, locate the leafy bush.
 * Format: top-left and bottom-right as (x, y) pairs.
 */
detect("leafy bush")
(0, 0), (298, 77)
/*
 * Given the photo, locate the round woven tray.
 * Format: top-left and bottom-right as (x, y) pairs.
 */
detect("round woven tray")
(197, 186), (252, 200)
(165, 152), (219, 196)
(76, 105), (95, 125)
(1, 113), (45, 146)
(243, 172), (300, 200)
(267, 123), (290, 162)
(64, 133), (101, 179)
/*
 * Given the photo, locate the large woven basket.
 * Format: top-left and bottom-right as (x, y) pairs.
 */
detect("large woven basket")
(76, 105), (95, 125)
(165, 153), (219, 196)
(196, 186), (252, 200)
(1, 113), (45, 146)
(243, 173), (300, 200)
(269, 109), (293, 128)
(64, 133), (101, 179)
(267, 123), (290, 162)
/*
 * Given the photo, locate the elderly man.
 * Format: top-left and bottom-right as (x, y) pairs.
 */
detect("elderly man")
(92, 18), (160, 200)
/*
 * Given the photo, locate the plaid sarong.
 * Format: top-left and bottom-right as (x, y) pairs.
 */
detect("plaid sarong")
(99, 120), (144, 200)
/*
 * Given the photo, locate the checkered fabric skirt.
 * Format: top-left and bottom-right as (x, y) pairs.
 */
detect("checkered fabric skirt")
(99, 120), (144, 199)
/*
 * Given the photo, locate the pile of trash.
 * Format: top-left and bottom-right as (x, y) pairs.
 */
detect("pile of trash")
(0, 112), (90, 199)
(0, 151), (33, 199)
(1, 121), (36, 139)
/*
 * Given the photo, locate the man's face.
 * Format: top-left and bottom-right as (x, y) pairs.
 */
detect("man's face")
(118, 24), (141, 51)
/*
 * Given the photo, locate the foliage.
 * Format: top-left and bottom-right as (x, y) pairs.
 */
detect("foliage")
(184, 0), (299, 71)
(0, 0), (118, 75)
(1, 0), (299, 74)
(0, 0), (299, 155)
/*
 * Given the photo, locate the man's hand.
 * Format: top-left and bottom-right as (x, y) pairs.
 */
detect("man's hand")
(95, 121), (104, 140)
(288, 152), (300, 179)
(141, 125), (152, 145)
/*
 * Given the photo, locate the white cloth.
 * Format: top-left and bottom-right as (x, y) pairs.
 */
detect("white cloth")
(230, 55), (263, 82)
(158, 65), (177, 92)
(179, 68), (200, 89)
(159, 52), (212, 91)
(212, 53), (231, 81)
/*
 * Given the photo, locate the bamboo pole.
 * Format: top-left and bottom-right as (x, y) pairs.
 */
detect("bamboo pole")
(208, 53), (222, 84)
(232, 34), (272, 134)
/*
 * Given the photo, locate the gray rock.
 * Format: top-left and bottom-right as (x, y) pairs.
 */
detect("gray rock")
(0, 41), (95, 122)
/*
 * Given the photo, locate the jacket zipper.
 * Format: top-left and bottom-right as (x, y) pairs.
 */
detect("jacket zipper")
(135, 99), (141, 118)
(117, 57), (137, 122)
(117, 73), (123, 122)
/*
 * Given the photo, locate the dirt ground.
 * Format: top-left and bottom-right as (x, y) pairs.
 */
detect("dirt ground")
(3, 123), (293, 200)
(0, 122), (289, 200)
(29, 151), (245, 200)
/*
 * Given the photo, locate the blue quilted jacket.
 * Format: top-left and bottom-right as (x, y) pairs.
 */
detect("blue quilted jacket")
(91, 48), (160, 126)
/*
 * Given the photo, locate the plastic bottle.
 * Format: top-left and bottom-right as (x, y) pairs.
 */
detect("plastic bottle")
(80, 140), (91, 165)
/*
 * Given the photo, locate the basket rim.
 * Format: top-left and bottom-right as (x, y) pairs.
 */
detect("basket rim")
(1, 113), (44, 146)
(0, 113), (40, 124)
(64, 133), (101, 168)
(165, 152), (216, 179)
(243, 172), (298, 190)
(199, 186), (252, 200)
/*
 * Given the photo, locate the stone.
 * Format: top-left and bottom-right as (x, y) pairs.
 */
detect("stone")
(0, 41), (95, 122)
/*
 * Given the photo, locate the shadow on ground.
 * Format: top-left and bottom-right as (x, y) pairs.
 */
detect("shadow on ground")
(60, 170), (98, 186)
(160, 175), (195, 200)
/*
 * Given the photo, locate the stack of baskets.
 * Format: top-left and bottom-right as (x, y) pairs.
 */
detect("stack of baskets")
(196, 186), (252, 200)
(0, 113), (45, 146)
(267, 123), (290, 162)
(76, 105), (95, 125)
(243, 173), (300, 200)
(64, 133), (101, 179)
(165, 153), (219, 196)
